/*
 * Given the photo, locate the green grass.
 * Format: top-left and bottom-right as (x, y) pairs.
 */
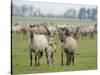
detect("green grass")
(12, 16), (96, 26)
(12, 16), (97, 74)
(12, 33), (97, 74)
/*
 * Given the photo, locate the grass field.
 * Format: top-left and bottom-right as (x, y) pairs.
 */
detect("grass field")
(12, 16), (96, 26)
(12, 16), (97, 74)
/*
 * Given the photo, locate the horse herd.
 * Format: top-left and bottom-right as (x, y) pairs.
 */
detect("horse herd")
(12, 22), (97, 67)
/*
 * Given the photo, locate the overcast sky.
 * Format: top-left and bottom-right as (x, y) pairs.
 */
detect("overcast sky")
(12, 0), (97, 15)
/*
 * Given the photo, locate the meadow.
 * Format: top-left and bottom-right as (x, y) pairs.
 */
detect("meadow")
(12, 16), (97, 74)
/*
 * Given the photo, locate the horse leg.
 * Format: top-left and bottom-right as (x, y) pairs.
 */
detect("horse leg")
(38, 51), (43, 66)
(72, 52), (74, 65)
(90, 32), (94, 39)
(51, 52), (54, 64)
(29, 49), (32, 66)
(48, 53), (51, 67)
(69, 53), (71, 65)
(66, 51), (70, 66)
(40, 51), (43, 57)
(35, 52), (38, 66)
(61, 51), (64, 66)
(45, 48), (48, 64)
(77, 33), (79, 39)
(37, 52), (40, 66)
(47, 53), (51, 67)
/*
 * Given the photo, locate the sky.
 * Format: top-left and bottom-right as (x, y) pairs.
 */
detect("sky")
(12, 0), (97, 15)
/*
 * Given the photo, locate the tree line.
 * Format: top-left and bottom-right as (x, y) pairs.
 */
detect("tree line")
(11, 4), (97, 20)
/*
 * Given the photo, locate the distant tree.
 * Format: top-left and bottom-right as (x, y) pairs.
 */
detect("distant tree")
(64, 9), (77, 18)
(33, 8), (41, 16)
(78, 8), (86, 20)
(37, 9), (41, 16)
(21, 4), (28, 16)
(73, 9), (77, 17)
(12, 4), (22, 16)
(29, 6), (34, 16)
(86, 8), (91, 19)
(90, 8), (97, 20)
